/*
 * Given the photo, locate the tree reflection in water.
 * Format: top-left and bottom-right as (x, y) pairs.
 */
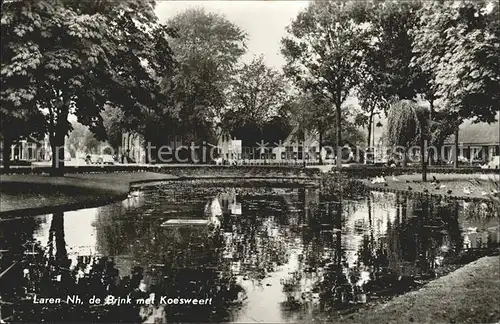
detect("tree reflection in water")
(1, 211), (152, 322)
(279, 191), (499, 321)
(1, 184), (498, 323)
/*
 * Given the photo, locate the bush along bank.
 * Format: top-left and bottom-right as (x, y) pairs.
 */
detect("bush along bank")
(321, 173), (368, 200)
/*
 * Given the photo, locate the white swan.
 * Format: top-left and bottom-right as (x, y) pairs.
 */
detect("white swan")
(371, 176), (386, 184)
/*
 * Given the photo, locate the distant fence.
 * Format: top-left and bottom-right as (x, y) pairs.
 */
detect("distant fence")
(0, 164), (498, 178)
(0, 164), (320, 178)
(339, 166), (500, 178)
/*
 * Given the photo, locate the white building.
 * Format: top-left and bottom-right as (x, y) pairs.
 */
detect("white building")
(121, 132), (145, 163)
(2, 134), (53, 162)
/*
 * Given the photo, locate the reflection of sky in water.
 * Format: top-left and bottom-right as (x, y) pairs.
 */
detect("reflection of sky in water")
(343, 192), (398, 268)
(33, 210), (97, 250)
(29, 192), (146, 273)
(235, 249), (302, 323)
(32, 208), (99, 267)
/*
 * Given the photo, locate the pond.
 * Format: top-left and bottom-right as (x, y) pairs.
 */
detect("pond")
(1, 181), (499, 323)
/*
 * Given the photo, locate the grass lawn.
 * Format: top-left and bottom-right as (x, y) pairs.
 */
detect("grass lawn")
(0, 187), (110, 212)
(363, 173), (499, 200)
(0, 172), (177, 215)
(341, 256), (500, 324)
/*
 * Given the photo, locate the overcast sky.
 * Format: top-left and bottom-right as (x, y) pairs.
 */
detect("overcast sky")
(154, 1), (309, 68)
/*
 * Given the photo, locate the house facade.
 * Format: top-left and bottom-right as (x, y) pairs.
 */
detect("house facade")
(0, 135), (53, 162)
(443, 118), (500, 163)
(10, 138), (41, 161)
(121, 132), (145, 163)
(269, 126), (326, 162)
(218, 126), (328, 164)
(121, 131), (211, 163)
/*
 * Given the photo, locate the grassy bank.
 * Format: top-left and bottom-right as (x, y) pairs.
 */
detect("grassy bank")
(340, 256), (500, 324)
(0, 172), (177, 216)
(361, 173), (499, 201)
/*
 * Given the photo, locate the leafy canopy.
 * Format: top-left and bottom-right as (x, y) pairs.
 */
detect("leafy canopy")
(223, 55), (289, 135)
(282, 1), (374, 105)
(412, 0), (499, 123)
(1, 0), (175, 144)
(165, 8), (247, 140)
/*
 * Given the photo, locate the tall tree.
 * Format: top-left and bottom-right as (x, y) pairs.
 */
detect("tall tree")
(223, 55), (289, 144)
(355, 86), (387, 149)
(364, 0), (424, 101)
(412, 0), (500, 167)
(357, 0), (423, 152)
(1, 0), (174, 175)
(282, 1), (374, 167)
(101, 105), (125, 152)
(165, 8), (247, 147)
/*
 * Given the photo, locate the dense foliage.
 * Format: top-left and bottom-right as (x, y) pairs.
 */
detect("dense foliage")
(1, 0), (498, 176)
(282, 1), (375, 167)
(222, 55), (290, 145)
(1, 0), (175, 174)
(165, 8), (247, 145)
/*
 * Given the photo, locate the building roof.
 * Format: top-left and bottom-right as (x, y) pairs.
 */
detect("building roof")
(445, 119), (499, 145)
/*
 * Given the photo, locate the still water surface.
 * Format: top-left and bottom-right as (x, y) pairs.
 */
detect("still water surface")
(1, 181), (498, 322)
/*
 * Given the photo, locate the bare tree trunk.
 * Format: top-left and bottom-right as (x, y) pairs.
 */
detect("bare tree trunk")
(50, 132), (65, 177)
(367, 111), (373, 149)
(335, 103), (342, 168)
(318, 126), (323, 165)
(420, 119), (427, 182)
(143, 139), (149, 164)
(453, 126), (459, 169)
(367, 110), (373, 164)
(50, 100), (70, 177)
(428, 99), (434, 166)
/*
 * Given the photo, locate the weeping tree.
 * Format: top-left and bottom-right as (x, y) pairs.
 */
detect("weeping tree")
(385, 100), (430, 182)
